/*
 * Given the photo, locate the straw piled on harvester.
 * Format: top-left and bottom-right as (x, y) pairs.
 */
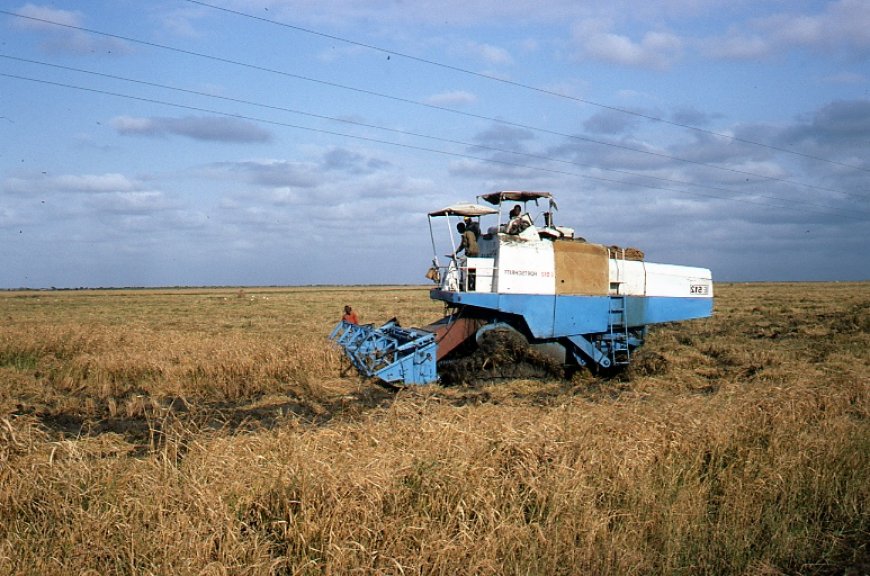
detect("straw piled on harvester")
(608, 245), (645, 261)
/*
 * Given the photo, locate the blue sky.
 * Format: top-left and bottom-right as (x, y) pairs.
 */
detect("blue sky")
(1, 0), (868, 288)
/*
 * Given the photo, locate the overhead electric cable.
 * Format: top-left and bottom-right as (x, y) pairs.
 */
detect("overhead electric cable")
(183, 0), (869, 174)
(3, 54), (856, 216)
(0, 8), (860, 199)
(2, 71), (865, 222)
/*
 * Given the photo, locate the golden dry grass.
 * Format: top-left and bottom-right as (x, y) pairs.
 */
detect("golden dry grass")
(0, 282), (867, 575)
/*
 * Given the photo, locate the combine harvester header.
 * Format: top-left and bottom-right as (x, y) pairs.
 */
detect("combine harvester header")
(330, 191), (713, 385)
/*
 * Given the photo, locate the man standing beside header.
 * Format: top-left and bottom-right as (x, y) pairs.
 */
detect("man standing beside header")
(342, 305), (359, 324)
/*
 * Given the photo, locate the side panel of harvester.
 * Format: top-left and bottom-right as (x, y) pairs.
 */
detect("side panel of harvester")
(431, 235), (712, 371)
(431, 287), (712, 339)
(431, 290), (611, 337)
(453, 236), (713, 333)
(610, 258), (714, 325)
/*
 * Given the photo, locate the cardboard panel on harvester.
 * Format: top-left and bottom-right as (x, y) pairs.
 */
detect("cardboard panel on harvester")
(554, 241), (609, 295)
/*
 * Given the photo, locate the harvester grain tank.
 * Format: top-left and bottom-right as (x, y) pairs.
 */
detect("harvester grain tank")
(330, 191), (713, 385)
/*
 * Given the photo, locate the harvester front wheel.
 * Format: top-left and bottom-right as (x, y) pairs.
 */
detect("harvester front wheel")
(438, 327), (563, 386)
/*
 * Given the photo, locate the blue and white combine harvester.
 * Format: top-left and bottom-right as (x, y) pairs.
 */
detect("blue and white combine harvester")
(330, 191), (713, 385)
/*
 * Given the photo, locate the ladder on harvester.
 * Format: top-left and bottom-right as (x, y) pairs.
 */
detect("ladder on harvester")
(606, 295), (631, 366)
(606, 247), (632, 367)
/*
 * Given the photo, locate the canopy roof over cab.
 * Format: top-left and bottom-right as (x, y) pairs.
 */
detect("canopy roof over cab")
(479, 190), (552, 205)
(428, 202), (499, 217)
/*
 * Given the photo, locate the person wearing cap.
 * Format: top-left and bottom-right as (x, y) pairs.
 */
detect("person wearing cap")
(455, 222), (479, 291)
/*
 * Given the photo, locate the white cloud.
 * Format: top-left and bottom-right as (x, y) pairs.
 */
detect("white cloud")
(112, 116), (153, 133)
(583, 110), (642, 135)
(203, 159), (320, 188)
(762, 0), (870, 52)
(477, 43), (513, 65)
(54, 173), (141, 193)
(112, 116), (272, 143)
(703, 0), (870, 60)
(91, 190), (170, 215)
(822, 72), (867, 85)
(703, 33), (770, 60)
(316, 44), (367, 64)
(456, 41), (513, 66)
(13, 3), (129, 54)
(4, 173), (139, 195)
(781, 100), (870, 148)
(320, 147), (391, 174)
(233, 0), (574, 27)
(570, 19), (683, 70)
(767, 14), (823, 46)
(224, 0), (748, 28)
(157, 7), (205, 38)
(519, 38), (539, 53)
(472, 124), (536, 147)
(13, 4), (82, 29)
(424, 90), (478, 107)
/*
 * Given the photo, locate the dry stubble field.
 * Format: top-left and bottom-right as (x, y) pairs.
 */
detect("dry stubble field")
(0, 282), (868, 575)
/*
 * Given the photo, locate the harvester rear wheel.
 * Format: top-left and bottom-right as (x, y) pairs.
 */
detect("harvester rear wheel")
(438, 327), (563, 386)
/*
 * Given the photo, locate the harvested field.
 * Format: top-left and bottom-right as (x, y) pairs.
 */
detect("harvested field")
(1, 282), (868, 575)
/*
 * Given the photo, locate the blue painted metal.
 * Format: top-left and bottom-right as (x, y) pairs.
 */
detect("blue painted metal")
(628, 296), (713, 325)
(431, 289), (709, 338)
(427, 289), (712, 371)
(430, 289), (498, 309)
(329, 320), (438, 385)
(553, 296), (610, 336)
(566, 334), (613, 369)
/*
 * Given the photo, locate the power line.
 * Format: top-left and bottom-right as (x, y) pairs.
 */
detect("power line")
(3, 54), (858, 217)
(0, 8), (861, 199)
(3, 71), (866, 222)
(184, 0), (870, 174)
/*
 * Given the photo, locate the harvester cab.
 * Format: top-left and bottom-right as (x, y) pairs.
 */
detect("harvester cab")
(428, 191), (573, 295)
(330, 191), (713, 386)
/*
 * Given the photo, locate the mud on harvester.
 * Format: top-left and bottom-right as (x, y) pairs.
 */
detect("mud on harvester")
(330, 191), (713, 385)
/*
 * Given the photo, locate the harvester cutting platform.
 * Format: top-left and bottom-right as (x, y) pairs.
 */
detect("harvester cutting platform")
(330, 191), (713, 385)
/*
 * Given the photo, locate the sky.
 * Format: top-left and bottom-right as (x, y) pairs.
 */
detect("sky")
(1, 0), (868, 288)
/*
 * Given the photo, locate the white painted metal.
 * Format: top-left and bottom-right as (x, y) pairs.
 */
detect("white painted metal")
(644, 263), (713, 298)
(466, 257), (495, 292)
(494, 235), (556, 295)
(609, 259), (647, 295)
(609, 259), (712, 299)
